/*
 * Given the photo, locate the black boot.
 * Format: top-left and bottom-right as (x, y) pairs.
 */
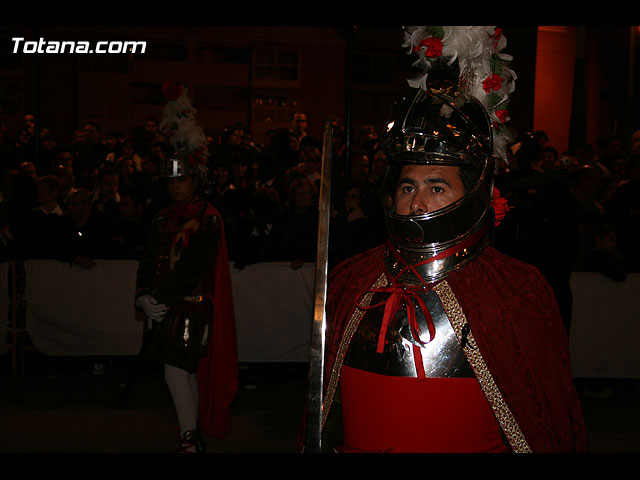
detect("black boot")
(177, 429), (205, 453)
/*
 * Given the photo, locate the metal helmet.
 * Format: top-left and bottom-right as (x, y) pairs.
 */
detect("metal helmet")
(380, 85), (495, 285)
(159, 147), (208, 181)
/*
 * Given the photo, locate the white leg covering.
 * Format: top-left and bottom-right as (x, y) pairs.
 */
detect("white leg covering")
(164, 364), (199, 437)
(188, 372), (199, 412)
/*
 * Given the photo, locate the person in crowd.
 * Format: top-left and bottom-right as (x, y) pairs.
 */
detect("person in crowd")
(279, 176), (318, 269)
(296, 144), (322, 186)
(19, 161), (37, 179)
(232, 186), (282, 269)
(4, 171), (39, 259)
(116, 138), (144, 173)
(35, 175), (63, 216)
(17, 175), (77, 262)
(495, 133), (579, 335)
(37, 132), (60, 176)
(208, 158), (246, 260)
(54, 164), (77, 211)
(581, 223), (627, 282)
(539, 145), (558, 172)
(290, 111), (308, 145)
(253, 151), (285, 198)
(104, 131), (125, 164)
(74, 121), (111, 188)
(9, 127), (36, 168)
(611, 152), (640, 271)
(118, 156), (136, 190)
(65, 187), (120, 268)
(112, 185), (150, 260)
(369, 148), (388, 186)
(631, 130), (640, 152)
(91, 164), (120, 225)
(331, 182), (377, 260)
(300, 27), (586, 453)
(137, 117), (160, 151)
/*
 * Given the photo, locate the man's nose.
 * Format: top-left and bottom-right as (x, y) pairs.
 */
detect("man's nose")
(411, 192), (430, 214)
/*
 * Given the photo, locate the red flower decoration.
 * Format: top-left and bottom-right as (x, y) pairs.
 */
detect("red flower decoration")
(493, 27), (504, 49)
(188, 147), (206, 166)
(162, 81), (183, 101)
(495, 109), (509, 123)
(491, 186), (509, 226)
(413, 37), (443, 58)
(482, 73), (503, 93)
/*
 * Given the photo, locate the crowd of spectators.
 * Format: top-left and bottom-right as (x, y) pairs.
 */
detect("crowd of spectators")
(1, 111), (640, 289)
(0, 112), (389, 272)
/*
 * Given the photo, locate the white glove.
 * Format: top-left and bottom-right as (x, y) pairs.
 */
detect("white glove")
(136, 295), (167, 322)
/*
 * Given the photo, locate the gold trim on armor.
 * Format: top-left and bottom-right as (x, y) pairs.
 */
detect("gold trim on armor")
(321, 272), (388, 429)
(432, 280), (532, 453)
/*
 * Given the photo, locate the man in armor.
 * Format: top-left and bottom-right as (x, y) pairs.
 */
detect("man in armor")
(303, 27), (587, 453)
(135, 83), (238, 453)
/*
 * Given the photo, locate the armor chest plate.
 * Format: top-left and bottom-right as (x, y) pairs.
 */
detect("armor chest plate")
(344, 288), (473, 378)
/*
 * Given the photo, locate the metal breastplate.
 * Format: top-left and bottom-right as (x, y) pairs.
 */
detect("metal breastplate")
(344, 288), (473, 378)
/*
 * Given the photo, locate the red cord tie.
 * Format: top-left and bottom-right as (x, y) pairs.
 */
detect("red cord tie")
(354, 228), (486, 379)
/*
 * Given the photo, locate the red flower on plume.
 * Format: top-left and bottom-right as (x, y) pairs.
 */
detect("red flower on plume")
(491, 186), (509, 227)
(413, 37), (443, 58)
(495, 109), (509, 123)
(482, 73), (503, 93)
(493, 27), (504, 49)
(188, 147), (206, 166)
(162, 81), (183, 101)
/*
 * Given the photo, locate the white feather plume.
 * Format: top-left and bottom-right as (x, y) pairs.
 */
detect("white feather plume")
(159, 83), (209, 178)
(402, 26), (517, 163)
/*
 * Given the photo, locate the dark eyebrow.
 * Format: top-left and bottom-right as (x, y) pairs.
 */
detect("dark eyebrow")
(425, 177), (451, 186)
(398, 176), (417, 186)
(398, 176), (451, 187)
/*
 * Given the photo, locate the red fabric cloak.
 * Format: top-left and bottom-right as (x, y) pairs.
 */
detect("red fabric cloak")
(318, 244), (587, 453)
(195, 203), (238, 439)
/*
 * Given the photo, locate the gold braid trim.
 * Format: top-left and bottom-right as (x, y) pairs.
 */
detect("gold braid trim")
(433, 280), (532, 454)
(321, 272), (388, 429)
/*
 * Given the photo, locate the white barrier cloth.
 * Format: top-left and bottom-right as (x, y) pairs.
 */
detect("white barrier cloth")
(570, 272), (640, 378)
(25, 259), (142, 356)
(22, 260), (314, 362)
(230, 262), (314, 362)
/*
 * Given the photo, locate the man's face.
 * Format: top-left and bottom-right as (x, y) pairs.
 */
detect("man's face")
(394, 164), (465, 215)
(291, 113), (307, 134)
(36, 183), (56, 204)
(168, 176), (196, 203)
(66, 194), (91, 222)
(349, 155), (369, 183)
(82, 124), (98, 143)
(145, 120), (158, 134)
(100, 174), (119, 200)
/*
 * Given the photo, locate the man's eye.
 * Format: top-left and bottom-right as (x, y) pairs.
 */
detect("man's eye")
(401, 185), (414, 194)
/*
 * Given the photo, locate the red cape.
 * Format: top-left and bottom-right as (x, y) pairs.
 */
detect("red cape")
(318, 244), (587, 453)
(195, 204), (239, 439)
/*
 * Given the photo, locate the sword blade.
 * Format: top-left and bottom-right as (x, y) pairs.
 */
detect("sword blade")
(305, 119), (333, 453)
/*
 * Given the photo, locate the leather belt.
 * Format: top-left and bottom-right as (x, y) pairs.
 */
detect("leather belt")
(182, 295), (205, 303)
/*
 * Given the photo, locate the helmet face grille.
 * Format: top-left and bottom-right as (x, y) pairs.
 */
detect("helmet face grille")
(383, 89), (492, 168)
(160, 157), (188, 178)
(159, 148), (208, 180)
